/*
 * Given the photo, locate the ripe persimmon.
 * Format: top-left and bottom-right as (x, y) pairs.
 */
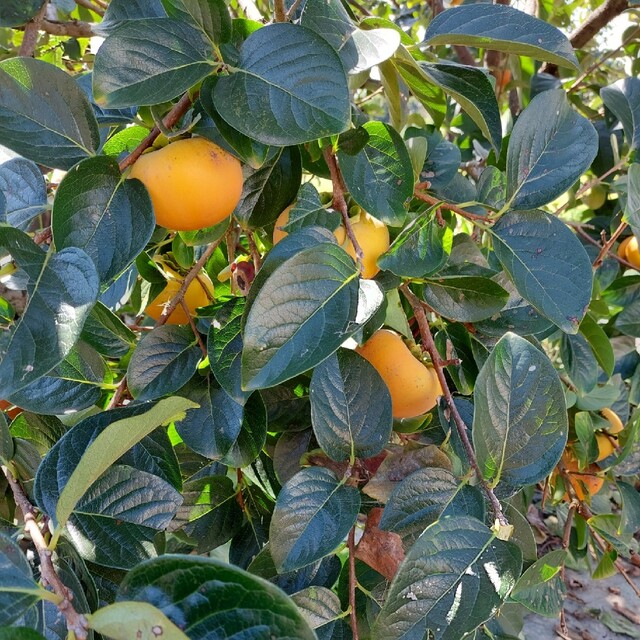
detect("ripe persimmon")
(129, 137), (243, 232)
(600, 407), (624, 435)
(272, 205), (346, 246)
(552, 451), (605, 502)
(340, 211), (389, 279)
(355, 329), (442, 419)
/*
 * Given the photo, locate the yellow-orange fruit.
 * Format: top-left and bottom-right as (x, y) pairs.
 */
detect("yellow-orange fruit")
(355, 329), (442, 419)
(0, 399), (22, 420)
(618, 236), (632, 259)
(272, 205), (346, 246)
(623, 236), (640, 269)
(553, 451), (605, 502)
(145, 270), (214, 325)
(129, 137), (243, 231)
(595, 433), (615, 462)
(341, 212), (390, 279)
(601, 407), (624, 435)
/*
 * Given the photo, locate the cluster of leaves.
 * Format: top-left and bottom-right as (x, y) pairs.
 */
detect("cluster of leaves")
(1, 0), (640, 639)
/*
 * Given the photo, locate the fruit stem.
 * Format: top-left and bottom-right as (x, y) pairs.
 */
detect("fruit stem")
(348, 526), (360, 640)
(400, 284), (509, 527)
(413, 187), (491, 223)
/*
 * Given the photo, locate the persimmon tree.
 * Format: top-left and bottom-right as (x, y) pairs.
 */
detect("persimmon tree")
(0, 0), (639, 638)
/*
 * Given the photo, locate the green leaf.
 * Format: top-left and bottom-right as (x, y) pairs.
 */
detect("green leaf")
(309, 348), (392, 461)
(601, 78), (640, 152)
(509, 549), (566, 617)
(615, 297), (640, 336)
(0, 532), (41, 626)
(560, 332), (598, 394)
(0, 227), (99, 397)
(117, 555), (316, 639)
(407, 126), (461, 190)
(491, 210), (593, 334)
(618, 480), (640, 537)
(93, 18), (214, 108)
(52, 156), (155, 285)
(0, 414), (12, 466)
(423, 5), (579, 70)
(378, 212), (452, 278)
(81, 301), (136, 358)
(0, 157), (47, 230)
(301, 0), (400, 73)
(338, 121), (414, 227)
(625, 162), (640, 231)
(214, 23), (350, 145)
(169, 475), (242, 552)
(473, 333), (568, 488)
(242, 242), (360, 391)
(373, 517), (522, 640)
(282, 183), (342, 236)
(220, 392), (267, 467)
(0, 629), (46, 640)
(579, 312), (614, 378)
(422, 275), (509, 323)
(506, 90), (598, 210)
(0, 0), (44, 26)
(174, 377), (244, 459)
(207, 298), (249, 405)
(477, 167), (506, 210)
(379, 467), (459, 543)
(419, 62), (502, 154)
(88, 602), (189, 640)
(233, 146), (302, 228)
(35, 397), (194, 532)
(127, 326), (201, 402)
(270, 467), (360, 573)
(291, 586), (343, 633)
(161, 0), (232, 44)
(99, 0), (166, 33)
(0, 58), (99, 170)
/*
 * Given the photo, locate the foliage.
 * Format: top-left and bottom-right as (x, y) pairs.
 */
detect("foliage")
(0, 0), (639, 638)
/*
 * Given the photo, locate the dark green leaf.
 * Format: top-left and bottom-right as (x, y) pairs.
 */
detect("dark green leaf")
(491, 209), (592, 334)
(0, 58), (99, 170)
(625, 162), (640, 230)
(99, 0), (166, 34)
(506, 90), (598, 210)
(338, 121), (413, 226)
(242, 242), (360, 391)
(618, 480), (640, 537)
(0, 158), (47, 230)
(301, 0), (400, 73)
(117, 555), (316, 639)
(0, 532), (40, 626)
(9, 413), (66, 452)
(0, 414), (12, 465)
(419, 62), (501, 154)
(509, 549), (566, 617)
(601, 78), (640, 151)
(52, 156), (155, 285)
(473, 332), (568, 488)
(161, 0), (232, 44)
(233, 146), (302, 228)
(0, 227), (99, 397)
(219, 392), (267, 468)
(214, 23), (350, 145)
(309, 349), (392, 461)
(373, 516), (522, 640)
(379, 467), (459, 543)
(477, 166), (506, 210)
(423, 5), (579, 70)
(291, 586), (343, 633)
(0, 628), (46, 640)
(407, 126), (461, 191)
(561, 332), (598, 394)
(0, 0), (44, 27)
(378, 213), (452, 278)
(422, 275), (508, 323)
(93, 18), (213, 108)
(270, 467), (360, 573)
(282, 183), (342, 236)
(127, 326), (201, 401)
(615, 297), (640, 336)
(81, 301), (136, 358)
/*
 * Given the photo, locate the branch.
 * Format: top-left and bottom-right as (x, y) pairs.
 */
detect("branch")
(348, 527), (359, 640)
(400, 284), (509, 527)
(414, 186), (489, 222)
(74, 0), (104, 17)
(19, 1), (49, 57)
(274, 0), (286, 22)
(2, 468), (89, 639)
(593, 220), (626, 268)
(40, 19), (95, 38)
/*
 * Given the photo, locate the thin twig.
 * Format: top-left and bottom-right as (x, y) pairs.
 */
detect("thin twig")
(38, 19), (95, 38)
(414, 187), (489, 223)
(106, 376), (129, 410)
(285, 0), (304, 20)
(19, 1), (49, 57)
(274, 0), (286, 22)
(400, 284), (508, 526)
(246, 232), (263, 272)
(2, 468), (89, 639)
(593, 220), (627, 268)
(73, 0), (104, 16)
(348, 527), (359, 640)
(182, 300), (208, 357)
(322, 147), (365, 264)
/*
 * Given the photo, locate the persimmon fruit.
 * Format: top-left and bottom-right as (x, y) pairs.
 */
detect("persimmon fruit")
(355, 329), (442, 419)
(341, 211), (389, 279)
(600, 407), (624, 435)
(622, 235), (640, 269)
(552, 451), (605, 502)
(129, 137), (243, 231)
(595, 433), (615, 462)
(272, 205), (346, 246)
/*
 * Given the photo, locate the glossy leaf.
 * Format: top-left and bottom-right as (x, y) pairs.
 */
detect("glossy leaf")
(291, 586), (343, 634)
(214, 23), (350, 145)
(0, 58), (99, 170)
(220, 392), (267, 468)
(422, 275), (509, 323)
(309, 349), (393, 461)
(476, 166), (507, 210)
(282, 183), (342, 236)
(338, 121), (414, 227)
(52, 156), (155, 285)
(99, 0), (166, 33)
(0, 157), (47, 230)
(601, 77), (640, 152)
(242, 242), (360, 391)
(117, 555), (316, 639)
(506, 90), (598, 210)
(473, 332), (568, 488)
(0, 0), (44, 27)
(0, 227), (99, 397)
(560, 332), (598, 394)
(127, 326), (201, 402)
(491, 210), (592, 334)
(93, 18), (213, 108)
(373, 516), (522, 640)
(161, 0), (232, 44)
(423, 5), (579, 70)
(579, 313), (614, 378)
(270, 467), (360, 572)
(81, 301), (136, 358)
